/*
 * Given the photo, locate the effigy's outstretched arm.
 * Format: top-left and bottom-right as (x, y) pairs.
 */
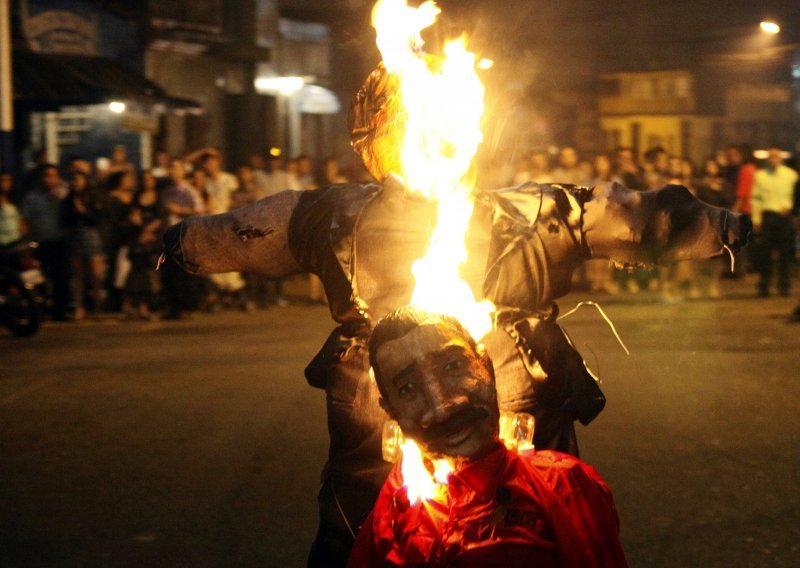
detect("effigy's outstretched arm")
(482, 181), (752, 313)
(581, 181), (751, 266)
(162, 190), (304, 277)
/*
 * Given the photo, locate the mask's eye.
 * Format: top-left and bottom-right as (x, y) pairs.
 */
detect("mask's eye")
(398, 383), (415, 399)
(444, 357), (464, 374)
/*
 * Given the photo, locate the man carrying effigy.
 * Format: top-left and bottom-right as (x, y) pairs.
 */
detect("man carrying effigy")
(161, 2), (750, 564)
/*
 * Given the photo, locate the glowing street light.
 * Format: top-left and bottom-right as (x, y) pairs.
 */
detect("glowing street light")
(254, 76), (306, 96)
(759, 21), (780, 35)
(108, 101), (126, 113)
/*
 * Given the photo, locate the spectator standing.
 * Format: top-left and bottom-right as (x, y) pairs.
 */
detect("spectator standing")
(660, 157), (700, 301)
(202, 152), (238, 214)
(66, 155), (94, 182)
(231, 165), (259, 209)
(18, 148), (49, 204)
(643, 146), (669, 189)
(124, 171), (163, 320)
(512, 150), (552, 185)
(21, 165), (71, 320)
(614, 146), (645, 190)
(106, 145), (136, 179)
(550, 146), (584, 185)
(721, 145), (741, 206)
(729, 145), (758, 277)
(161, 161), (205, 319)
(201, 152), (246, 308)
(696, 158), (733, 298)
(63, 171), (106, 319)
(751, 148), (798, 297)
(189, 168), (208, 205)
(321, 158), (348, 185)
(733, 145), (757, 215)
(0, 172), (24, 246)
(104, 171), (136, 313)
(696, 158), (731, 208)
(151, 151), (172, 181)
(251, 154), (300, 307)
(295, 155), (318, 189)
(586, 154), (622, 294)
(255, 154), (300, 199)
(247, 154), (270, 198)
(529, 150), (552, 184)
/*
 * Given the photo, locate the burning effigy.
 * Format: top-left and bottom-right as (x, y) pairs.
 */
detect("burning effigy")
(161, 0), (750, 564)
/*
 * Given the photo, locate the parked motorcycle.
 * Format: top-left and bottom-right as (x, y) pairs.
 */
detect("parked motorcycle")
(0, 241), (46, 337)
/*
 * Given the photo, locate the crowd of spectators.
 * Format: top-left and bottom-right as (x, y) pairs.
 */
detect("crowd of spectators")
(1, 141), (798, 324)
(0, 145), (358, 322)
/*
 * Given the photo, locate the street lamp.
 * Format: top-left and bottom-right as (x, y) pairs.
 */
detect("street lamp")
(108, 101), (126, 114)
(759, 20), (780, 35)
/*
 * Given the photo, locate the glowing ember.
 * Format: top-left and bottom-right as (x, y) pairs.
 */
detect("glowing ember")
(400, 439), (453, 505)
(371, 0), (494, 341)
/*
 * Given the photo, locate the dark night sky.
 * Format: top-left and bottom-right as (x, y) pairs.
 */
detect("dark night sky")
(439, 0), (800, 71)
(306, 1), (800, 68)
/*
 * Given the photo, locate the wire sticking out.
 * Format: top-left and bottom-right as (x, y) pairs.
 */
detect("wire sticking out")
(558, 300), (630, 356)
(722, 244), (735, 273)
(581, 342), (602, 384)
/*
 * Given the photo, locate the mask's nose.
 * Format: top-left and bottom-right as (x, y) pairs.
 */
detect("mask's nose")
(419, 378), (467, 429)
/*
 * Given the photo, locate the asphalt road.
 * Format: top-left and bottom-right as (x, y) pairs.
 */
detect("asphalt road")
(1, 280), (799, 567)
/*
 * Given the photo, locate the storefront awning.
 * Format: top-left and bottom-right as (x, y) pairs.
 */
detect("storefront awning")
(12, 49), (203, 113)
(297, 85), (340, 115)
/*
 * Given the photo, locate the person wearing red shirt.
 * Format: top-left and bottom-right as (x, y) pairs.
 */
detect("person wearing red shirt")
(349, 306), (628, 567)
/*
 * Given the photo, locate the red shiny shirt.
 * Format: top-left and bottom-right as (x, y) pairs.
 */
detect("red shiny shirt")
(348, 443), (628, 567)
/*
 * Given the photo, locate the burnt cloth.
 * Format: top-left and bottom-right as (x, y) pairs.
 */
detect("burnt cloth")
(347, 443), (628, 567)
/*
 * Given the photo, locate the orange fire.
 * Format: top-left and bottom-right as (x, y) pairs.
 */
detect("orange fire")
(371, 0), (495, 502)
(371, 0), (494, 342)
(399, 439), (454, 505)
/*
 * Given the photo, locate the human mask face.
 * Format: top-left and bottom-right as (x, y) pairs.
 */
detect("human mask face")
(375, 323), (499, 460)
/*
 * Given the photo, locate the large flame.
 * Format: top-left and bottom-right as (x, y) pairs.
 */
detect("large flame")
(372, 0), (494, 341)
(371, 0), (495, 503)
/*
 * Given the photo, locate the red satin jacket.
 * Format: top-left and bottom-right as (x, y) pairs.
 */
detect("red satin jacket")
(348, 443), (628, 567)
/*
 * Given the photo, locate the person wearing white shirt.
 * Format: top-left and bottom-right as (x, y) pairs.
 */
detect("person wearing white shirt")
(751, 148), (798, 297)
(201, 153), (239, 215)
(255, 155), (301, 199)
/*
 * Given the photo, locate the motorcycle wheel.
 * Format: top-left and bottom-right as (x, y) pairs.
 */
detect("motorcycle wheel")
(4, 285), (42, 337)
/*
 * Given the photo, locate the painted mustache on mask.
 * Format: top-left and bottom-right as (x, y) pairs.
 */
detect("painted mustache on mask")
(422, 406), (490, 445)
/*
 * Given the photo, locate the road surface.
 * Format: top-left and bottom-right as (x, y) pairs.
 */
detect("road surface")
(2, 281), (799, 566)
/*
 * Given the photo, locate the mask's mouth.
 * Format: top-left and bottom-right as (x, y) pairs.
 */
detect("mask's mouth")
(423, 406), (489, 450)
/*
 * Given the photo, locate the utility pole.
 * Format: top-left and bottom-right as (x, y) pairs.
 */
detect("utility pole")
(0, 0), (13, 172)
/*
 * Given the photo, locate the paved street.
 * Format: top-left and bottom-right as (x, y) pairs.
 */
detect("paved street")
(1, 279), (799, 567)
